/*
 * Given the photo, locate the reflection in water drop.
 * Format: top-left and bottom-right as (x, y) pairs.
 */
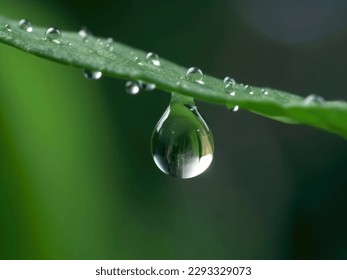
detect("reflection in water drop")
(151, 94), (214, 179)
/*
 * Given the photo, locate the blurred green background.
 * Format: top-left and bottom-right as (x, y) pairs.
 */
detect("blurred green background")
(1, 0), (347, 259)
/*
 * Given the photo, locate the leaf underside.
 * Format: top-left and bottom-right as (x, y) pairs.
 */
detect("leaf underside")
(0, 15), (347, 139)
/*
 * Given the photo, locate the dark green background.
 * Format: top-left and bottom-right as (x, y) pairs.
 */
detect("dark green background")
(1, 0), (347, 259)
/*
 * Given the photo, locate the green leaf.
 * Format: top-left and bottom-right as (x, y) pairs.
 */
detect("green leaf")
(1, 15), (347, 138)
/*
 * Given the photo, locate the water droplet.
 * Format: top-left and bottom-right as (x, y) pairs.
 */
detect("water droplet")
(135, 57), (143, 65)
(139, 81), (156, 91)
(78, 27), (91, 39)
(4, 24), (12, 31)
(18, 19), (33, 32)
(96, 39), (104, 47)
(233, 105), (239, 112)
(106, 43), (114, 51)
(151, 94), (214, 179)
(261, 89), (265, 92)
(244, 85), (253, 94)
(45, 27), (61, 44)
(106, 37), (113, 44)
(185, 67), (204, 84)
(264, 91), (269, 95)
(146, 52), (160, 66)
(225, 83), (236, 95)
(125, 81), (141, 95)
(65, 40), (72, 46)
(223, 76), (236, 86)
(83, 69), (102, 80)
(304, 94), (325, 104)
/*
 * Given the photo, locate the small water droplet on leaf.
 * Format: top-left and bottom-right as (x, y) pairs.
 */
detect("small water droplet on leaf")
(225, 83), (236, 95)
(185, 67), (204, 84)
(135, 57), (143, 65)
(4, 24), (11, 31)
(146, 52), (160, 66)
(18, 19), (33, 32)
(304, 94), (325, 105)
(45, 27), (61, 44)
(78, 27), (91, 40)
(139, 81), (156, 91)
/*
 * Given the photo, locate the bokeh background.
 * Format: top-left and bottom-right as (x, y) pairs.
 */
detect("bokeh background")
(1, 0), (347, 259)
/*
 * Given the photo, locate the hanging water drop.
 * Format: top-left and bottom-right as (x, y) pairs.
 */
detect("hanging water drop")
(106, 43), (114, 52)
(125, 81), (141, 95)
(151, 94), (214, 179)
(18, 19), (33, 32)
(223, 76), (236, 86)
(146, 52), (160, 66)
(233, 105), (239, 112)
(139, 81), (156, 91)
(185, 67), (204, 84)
(304, 94), (325, 104)
(45, 27), (61, 44)
(83, 69), (102, 80)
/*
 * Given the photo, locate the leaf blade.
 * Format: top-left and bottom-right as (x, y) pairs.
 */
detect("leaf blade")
(1, 15), (347, 138)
